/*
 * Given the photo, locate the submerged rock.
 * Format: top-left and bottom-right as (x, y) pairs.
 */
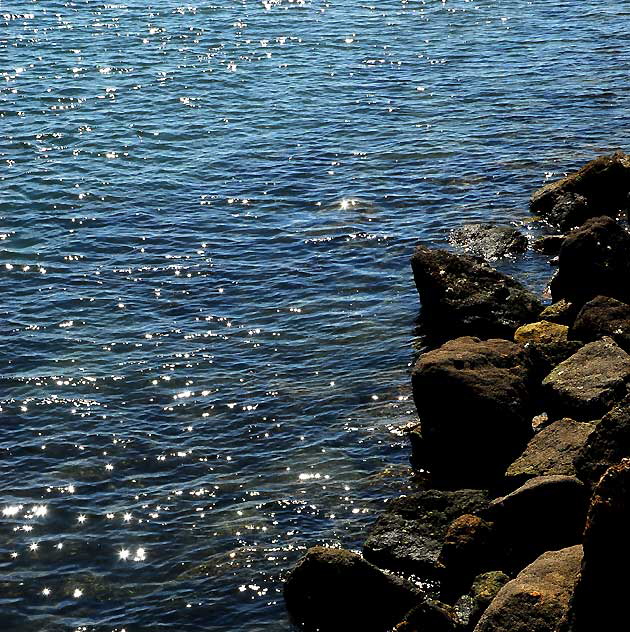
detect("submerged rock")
(283, 547), (422, 632)
(530, 151), (630, 230)
(362, 489), (490, 577)
(449, 223), (527, 260)
(571, 295), (630, 352)
(411, 245), (542, 340)
(474, 545), (583, 632)
(411, 337), (533, 487)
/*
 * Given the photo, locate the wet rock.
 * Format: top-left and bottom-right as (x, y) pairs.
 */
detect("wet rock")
(449, 223), (528, 260)
(394, 599), (461, 632)
(549, 216), (630, 306)
(532, 234), (565, 255)
(574, 395), (630, 488)
(514, 320), (568, 345)
(411, 337), (533, 487)
(474, 545), (583, 632)
(542, 337), (630, 420)
(530, 151), (630, 230)
(504, 418), (597, 488)
(455, 571), (511, 631)
(362, 489), (490, 577)
(559, 461), (630, 632)
(539, 299), (578, 326)
(283, 547), (422, 632)
(487, 476), (589, 572)
(571, 295), (630, 352)
(411, 245), (542, 340)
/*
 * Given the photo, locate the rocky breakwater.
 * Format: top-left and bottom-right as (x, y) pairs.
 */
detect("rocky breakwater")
(283, 151), (630, 632)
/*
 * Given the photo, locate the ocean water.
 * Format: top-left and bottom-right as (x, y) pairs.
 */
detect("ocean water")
(1, 0), (629, 630)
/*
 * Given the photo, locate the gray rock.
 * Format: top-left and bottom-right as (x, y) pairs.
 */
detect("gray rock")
(542, 337), (630, 420)
(449, 223), (528, 260)
(474, 545), (583, 632)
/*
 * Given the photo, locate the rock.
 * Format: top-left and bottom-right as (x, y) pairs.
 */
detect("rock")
(411, 337), (534, 487)
(362, 489), (490, 577)
(394, 600), (460, 632)
(487, 476), (589, 572)
(530, 151), (630, 230)
(283, 547), (422, 631)
(549, 216), (630, 306)
(455, 571), (511, 631)
(574, 395), (630, 488)
(539, 299), (578, 326)
(525, 339), (584, 387)
(559, 461), (630, 632)
(411, 245), (542, 340)
(449, 223), (528, 260)
(532, 234), (565, 255)
(473, 545), (583, 632)
(505, 419), (597, 488)
(542, 337), (630, 420)
(571, 295), (630, 352)
(514, 320), (568, 345)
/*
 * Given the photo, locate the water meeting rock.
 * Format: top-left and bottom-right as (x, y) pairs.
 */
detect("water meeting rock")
(449, 223), (527, 260)
(411, 245), (542, 340)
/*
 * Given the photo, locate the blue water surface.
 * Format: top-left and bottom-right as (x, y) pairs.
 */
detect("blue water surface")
(1, 0), (629, 630)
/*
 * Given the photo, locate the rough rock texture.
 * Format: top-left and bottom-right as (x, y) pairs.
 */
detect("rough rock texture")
(455, 571), (511, 631)
(474, 545), (583, 632)
(283, 547), (422, 631)
(411, 337), (533, 487)
(411, 245), (542, 340)
(549, 216), (630, 306)
(504, 418), (598, 488)
(487, 476), (589, 572)
(362, 489), (490, 576)
(542, 337), (630, 420)
(514, 320), (568, 345)
(574, 395), (630, 488)
(559, 462), (630, 632)
(571, 295), (630, 352)
(532, 234), (565, 255)
(539, 299), (578, 326)
(393, 600), (460, 632)
(530, 151), (630, 230)
(449, 223), (528, 260)
(525, 339), (584, 388)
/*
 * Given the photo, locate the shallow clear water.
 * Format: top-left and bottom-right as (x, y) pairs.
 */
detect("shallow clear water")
(1, 0), (629, 630)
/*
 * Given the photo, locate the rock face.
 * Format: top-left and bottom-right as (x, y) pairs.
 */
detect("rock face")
(449, 223), (528, 260)
(530, 151), (630, 230)
(571, 295), (630, 352)
(283, 547), (421, 632)
(362, 489), (490, 576)
(504, 418), (598, 488)
(514, 320), (568, 345)
(411, 337), (533, 487)
(455, 571), (511, 631)
(474, 545), (583, 632)
(549, 216), (630, 306)
(559, 462), (630, 632)
(574, 395), (630, 488)
(411, 246), (542, 339)
(542, 337), (630, 420)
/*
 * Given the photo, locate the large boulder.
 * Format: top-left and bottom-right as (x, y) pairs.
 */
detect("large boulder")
(549, 216), (630, 306)
(362, 489), (490, 577)
(411, 246), (542, 340)
(571, 295), (630, 352)
(504, 418), (598, 488)
(411, 337), (534, 487)
(283, 547), (422, 631)
(449, 223), (527, 260)
(474, 545), (583, 632)
(574, 395), (630, 488)
(560, 461), (630, 632)
(542, 337), (630, 420)
(530, 151), (630, 230)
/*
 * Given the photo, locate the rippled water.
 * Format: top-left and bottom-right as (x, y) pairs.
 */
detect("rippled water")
(1, 0), (629, 630)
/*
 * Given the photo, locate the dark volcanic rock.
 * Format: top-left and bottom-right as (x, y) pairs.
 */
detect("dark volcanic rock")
(487, 476), (589, 572)
(449, 223), (528, 260)
(283, 547), (422, 632)
(394, 600), (460, 632)
(532, 234), (565, 255)
(574, 395), (630, 489)
(542, 337), (630, 420)
(411, 245), (542, 340)
(530, 151), (630, 230)
(571, 295), (630, 352)
(362, 489), (490, 576)
(559, 461), (630, 632)
(411, 337), (533, 487)
(505, 418), (597, 488)
(549, 216), (630, 306)
(474, 545), (583, 632)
